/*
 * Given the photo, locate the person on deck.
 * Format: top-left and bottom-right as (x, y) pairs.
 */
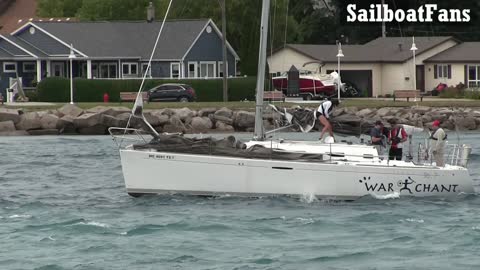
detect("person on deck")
(388, 118), (407, 160)
(370, 120), (388, 156)
(430, 120), (447, 166)
(316, 99), (339, 141)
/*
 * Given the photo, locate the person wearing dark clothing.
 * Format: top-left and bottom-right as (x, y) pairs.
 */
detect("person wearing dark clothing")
(370, 120), (388, 156)
(388, 119), (407, 160)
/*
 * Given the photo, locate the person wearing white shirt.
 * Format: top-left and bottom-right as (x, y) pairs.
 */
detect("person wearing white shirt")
(430, 120), (447, 166)
(316, 99), (338, 141)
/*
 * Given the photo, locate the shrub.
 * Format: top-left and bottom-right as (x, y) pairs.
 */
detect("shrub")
(439, 86), (464, 98)
(464, 89), (480, 99)
(37, 77), (257, 102)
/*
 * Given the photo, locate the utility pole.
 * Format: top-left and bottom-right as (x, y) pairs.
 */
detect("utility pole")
(221, 0), (228, 102)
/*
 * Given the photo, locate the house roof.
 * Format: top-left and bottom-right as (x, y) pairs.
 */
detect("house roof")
(12, 19), (239, 60)
(424, 42), (480, 63)
(286, 36), (456, 63)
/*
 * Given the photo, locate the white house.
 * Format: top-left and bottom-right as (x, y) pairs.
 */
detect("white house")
(268, 36), (467, 97)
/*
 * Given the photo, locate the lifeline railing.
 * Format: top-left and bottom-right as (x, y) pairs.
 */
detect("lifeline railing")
(108, 127), (153, 149)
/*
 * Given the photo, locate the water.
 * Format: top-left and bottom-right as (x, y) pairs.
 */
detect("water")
(1, 133), (480, 270)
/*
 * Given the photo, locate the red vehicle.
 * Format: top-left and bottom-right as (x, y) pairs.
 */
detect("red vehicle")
(272, 70), (338, 100)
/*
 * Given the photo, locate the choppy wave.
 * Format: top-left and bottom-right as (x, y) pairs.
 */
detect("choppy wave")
(370, 191), (400, 200)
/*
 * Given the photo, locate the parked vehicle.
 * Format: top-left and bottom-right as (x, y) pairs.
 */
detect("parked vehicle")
(147, 84), (196, 102)
(272, 70), (336, 100)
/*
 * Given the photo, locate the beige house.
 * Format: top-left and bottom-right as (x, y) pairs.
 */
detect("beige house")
(268, 36), (462, 97)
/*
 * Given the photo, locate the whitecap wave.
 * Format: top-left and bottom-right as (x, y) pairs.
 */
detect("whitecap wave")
(295, 217), (315, 225)
(74, 221), (110, 228)
(8, 214), (32, 219)
(405, 218), (424, 223)
(370, 192), (400, 200)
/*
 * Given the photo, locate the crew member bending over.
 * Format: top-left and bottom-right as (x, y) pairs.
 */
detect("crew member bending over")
(316, 99), (339, 141)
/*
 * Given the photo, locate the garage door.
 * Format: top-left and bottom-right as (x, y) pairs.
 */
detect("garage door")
(327, 70), (373, 97)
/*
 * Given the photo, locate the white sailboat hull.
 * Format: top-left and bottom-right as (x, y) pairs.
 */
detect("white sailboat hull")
(120, 149), (474, 199)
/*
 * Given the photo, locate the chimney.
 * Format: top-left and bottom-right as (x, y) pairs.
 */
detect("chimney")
(147, 2), (155, 22)
(398, 43), (403, 51)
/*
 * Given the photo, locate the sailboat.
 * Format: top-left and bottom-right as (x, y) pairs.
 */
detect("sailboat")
(110, 0), (474, 199)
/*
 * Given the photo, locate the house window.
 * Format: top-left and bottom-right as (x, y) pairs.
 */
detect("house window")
(467, 65), (480, 88)
(23, 62), (36, 73)
(200, 62), (216, 78)
(99, 63), (117, 78)
(171, 62), (180, 78)
(141, 63), (152, 78)
(434, 64), (451, 79)
(437, 64), (449, 78)
(188, 62), (197, 78)
(122, 63), (138, 76)
(3, 62), (16, 73)
(218, 61), (228, 78)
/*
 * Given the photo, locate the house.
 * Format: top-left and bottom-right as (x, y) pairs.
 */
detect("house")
(424, 42), (480, 90)
(268, 36), (464, 97)
(0, 19), (240, 99)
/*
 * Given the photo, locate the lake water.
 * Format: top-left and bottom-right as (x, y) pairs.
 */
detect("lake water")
(1, 133), (480, 269)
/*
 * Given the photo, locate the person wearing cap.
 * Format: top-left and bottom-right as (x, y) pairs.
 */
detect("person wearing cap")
(370, 120), (388, 156)
(430, 120), (447, 166)
(316, 99), (339, 141)
(388, 118), (408, 160)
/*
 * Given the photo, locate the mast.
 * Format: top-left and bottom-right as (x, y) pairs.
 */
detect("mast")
(253, 0), (271, 141)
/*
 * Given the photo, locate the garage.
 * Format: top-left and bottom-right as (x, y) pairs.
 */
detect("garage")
(327, 69), (373, 97)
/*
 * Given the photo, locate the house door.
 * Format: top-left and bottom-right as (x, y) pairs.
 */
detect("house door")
(416, 65), (425, 92)
(52, 62), (65, 77)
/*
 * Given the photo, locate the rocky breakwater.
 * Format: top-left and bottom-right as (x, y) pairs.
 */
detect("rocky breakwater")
(0, 104), (479, 136)
(0, 105), (263, 136)
(331, 106), (480, 131)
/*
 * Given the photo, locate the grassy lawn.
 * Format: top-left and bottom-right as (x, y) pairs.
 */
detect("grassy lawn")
(3, 98), (480, 112)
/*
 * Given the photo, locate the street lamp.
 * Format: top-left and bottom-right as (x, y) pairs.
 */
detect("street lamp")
(336, 42), (344, 101)
(410, 37), (418, 101)
(68, 44), (76, 104)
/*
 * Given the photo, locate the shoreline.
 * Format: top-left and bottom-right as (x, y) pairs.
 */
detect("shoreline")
(1, 104), (480, 136)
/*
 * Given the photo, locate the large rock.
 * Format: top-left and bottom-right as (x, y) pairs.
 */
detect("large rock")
(0, 108), (21, 124)
(58, 104), (83, 117)
(0, 130), (29, 136)
(163, 115), (185, 133)
(215, 121), (234, 132)
(175, 108), (195, 121)
(190, 117), (213, 132)
(101, 114), (127, 128)
(73, 113), (104, 129)
(234, 111), (255, 129)
(332, 107), (345, 117)
(0, 120), (16, 132)
(455, 116), (476, 130)
(144, 112), (161, 127)
(86, 106), (115, 115)
(213, 115), (233, 125)
(57, 115), (76, 133)
(376, 107), (392, 117)
(150, 111), (170, 125)
(40, 114), (60, 130)
(28, 129), (59, 135)
(77, 124), (107, 135)
(411, 106), (431, 114)
(198, 108), (217, 117)
(214, 107), (233, 118)
(15, 112), (42, 130)
(356, 108), (374, 117)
